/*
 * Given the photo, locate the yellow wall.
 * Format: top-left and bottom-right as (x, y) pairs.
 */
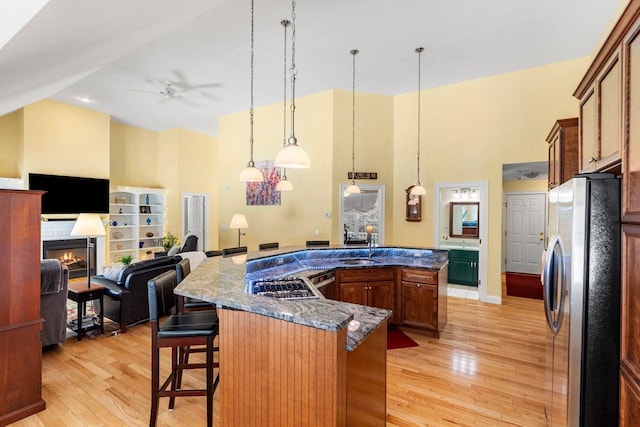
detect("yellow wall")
(392, 57), (590, 299)
(331, 90), (395, 244)
(110, 122), (159, 187)
(217, 90), (395, 251)
(21, 100), (111, 180)
(218, 91), (336, 250)
(0, 110), (20, 177)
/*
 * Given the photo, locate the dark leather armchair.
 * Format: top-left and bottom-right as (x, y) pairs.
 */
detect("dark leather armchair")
(40, 259), (69, 346)
(91, 256), (181, 333)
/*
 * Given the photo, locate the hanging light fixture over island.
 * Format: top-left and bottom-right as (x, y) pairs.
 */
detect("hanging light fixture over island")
(345, 49), (361, 195)
(410, 47), (427, 196)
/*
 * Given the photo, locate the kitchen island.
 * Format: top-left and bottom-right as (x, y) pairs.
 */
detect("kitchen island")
(175, 246), (447, 426)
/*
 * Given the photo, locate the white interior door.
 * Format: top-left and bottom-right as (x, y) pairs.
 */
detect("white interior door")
(505, 193), (546, 274)
(182, 193), (207, 251)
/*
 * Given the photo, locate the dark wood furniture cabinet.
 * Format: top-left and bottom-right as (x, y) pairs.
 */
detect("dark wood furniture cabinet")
(337, 268), (396, 324)
(0, 190), (46, 425)
(399, 268), (447, 338)
(546, 118), (579, 189)
(575, 2), (640, 424)
(447, 249), (478, 286)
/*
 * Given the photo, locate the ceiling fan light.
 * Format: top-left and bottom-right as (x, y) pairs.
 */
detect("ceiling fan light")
(410, 184), (427, 196)
(345, 182), (361, 194)
(275, 142), (310, 168)
(239, 164), (264, 182)
(276, 177), (294, 191)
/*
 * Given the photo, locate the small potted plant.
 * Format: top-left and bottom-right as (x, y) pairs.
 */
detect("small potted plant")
(119, 254), (133, 265)
(162, 232), (180, 252)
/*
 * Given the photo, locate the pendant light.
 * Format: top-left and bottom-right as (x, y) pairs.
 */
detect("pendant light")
(239, 0), (264, 182)
(274, 0), (310, 169)
(345, 49), (361, 195)
(410, 47), (427, 196)
(276, 19), (294, 191)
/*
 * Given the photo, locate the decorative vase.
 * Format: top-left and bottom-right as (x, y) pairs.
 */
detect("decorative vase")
(139, 241), (144, 248)
(145, 194), (150, 205)
(112, 220), (118, 226)
(146, 217), (151, 225)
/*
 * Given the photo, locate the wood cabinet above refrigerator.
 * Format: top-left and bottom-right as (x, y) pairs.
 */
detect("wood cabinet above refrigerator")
(546, 118), (579, 189)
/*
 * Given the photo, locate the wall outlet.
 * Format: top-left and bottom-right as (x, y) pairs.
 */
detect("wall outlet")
(315, 229), (320, 236)
(221, 225), (228, 231)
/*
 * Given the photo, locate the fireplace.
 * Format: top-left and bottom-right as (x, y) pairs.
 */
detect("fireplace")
(43, 238), (97, 279)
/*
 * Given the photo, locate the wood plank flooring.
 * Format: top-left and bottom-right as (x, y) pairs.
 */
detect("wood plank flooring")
(14, 294), (547, 426)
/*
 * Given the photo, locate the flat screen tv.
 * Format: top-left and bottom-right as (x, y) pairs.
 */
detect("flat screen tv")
(29, 173), (109, 215)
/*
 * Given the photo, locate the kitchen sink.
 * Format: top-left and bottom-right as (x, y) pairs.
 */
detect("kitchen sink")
(339, 258), (379, 265)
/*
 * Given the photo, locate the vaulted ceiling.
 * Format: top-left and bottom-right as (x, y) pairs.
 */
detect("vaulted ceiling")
(0, 0), (623, 136)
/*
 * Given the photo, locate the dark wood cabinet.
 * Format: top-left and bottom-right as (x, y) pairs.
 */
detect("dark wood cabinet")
(0, 190), (46, 425)
(546, 118), (579, 189)
(317, 281), (337, 300)
(621, 225), (640, 404)
(399, 268), (446, 338)
(337, 268), (396, 323)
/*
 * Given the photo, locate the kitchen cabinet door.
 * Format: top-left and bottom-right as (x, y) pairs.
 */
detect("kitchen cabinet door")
(621, 365), (640, 427)
(546, 118), (579, 189)
(623, 20), (640, 223)
(368, 281), (395, 322)
(340, 283), (368, 306)
(621, 225), (640, 400)
(401, 282), (438, 330)
(448, 250), (478, 286)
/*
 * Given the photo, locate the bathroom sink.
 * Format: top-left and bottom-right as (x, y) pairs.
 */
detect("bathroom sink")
(339, 258), (379, 265)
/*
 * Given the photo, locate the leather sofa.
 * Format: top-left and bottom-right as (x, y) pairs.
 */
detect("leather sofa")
(91, 256), (181, 333)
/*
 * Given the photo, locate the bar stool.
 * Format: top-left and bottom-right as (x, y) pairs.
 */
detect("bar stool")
(147, 270), (219, 427)
(175, 258), (215, 313)
(221, 246), (248, 256)
(258, 242), (279, 250)
(306, 240), (330, 247)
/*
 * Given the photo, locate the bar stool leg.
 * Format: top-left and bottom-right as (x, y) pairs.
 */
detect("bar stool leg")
(207, 336), (214, 427)
(169, 347), (178, 410)
(150, 346), (160, 427)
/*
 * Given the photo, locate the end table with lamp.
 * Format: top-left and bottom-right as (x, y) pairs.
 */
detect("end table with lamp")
(69, 213), (106, 340)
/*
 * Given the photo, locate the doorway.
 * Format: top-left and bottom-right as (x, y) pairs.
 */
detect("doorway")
(181, 192), (210, 251)
(503, 192), (546, 275)
(434, 181), (489, 303)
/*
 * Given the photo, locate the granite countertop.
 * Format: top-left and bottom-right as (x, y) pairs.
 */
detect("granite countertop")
(175, 245), (448, 351)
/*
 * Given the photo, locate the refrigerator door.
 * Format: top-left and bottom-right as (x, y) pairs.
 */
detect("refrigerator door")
(544, 180), (576, 427)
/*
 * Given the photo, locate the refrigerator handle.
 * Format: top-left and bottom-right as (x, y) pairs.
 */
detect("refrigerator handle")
(543, 235), (566, 336)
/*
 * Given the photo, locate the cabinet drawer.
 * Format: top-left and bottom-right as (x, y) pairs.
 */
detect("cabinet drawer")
(338, 267), (394, 283)
(401, 268), (437, 284)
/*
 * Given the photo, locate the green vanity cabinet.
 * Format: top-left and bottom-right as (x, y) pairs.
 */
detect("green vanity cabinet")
(448, 249), (478, 286)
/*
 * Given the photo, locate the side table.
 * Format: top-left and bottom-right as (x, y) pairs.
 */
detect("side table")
(67, 282), (105, 341)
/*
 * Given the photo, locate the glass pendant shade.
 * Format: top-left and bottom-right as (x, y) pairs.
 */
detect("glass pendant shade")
(345, 181), (361, 194)
(276, 177), (294, 191)
(275, 140), (310, 168)
(239, 162), (264, 182)
(410, 184), (427, 196)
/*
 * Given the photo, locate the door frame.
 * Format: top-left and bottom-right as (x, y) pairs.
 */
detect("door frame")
(502, 191), (547, 274)
(181, 192), (210, 251)
(434, 181), (489, 303)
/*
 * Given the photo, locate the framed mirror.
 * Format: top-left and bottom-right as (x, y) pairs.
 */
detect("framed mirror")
(449, 202), (479, 238)
(405, 186), (421, 222)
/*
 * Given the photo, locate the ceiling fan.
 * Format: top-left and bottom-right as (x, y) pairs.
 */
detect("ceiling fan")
(131, 71), (221, 107)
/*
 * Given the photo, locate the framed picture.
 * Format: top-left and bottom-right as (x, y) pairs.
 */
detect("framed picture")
(246, 160), (281, 206)
(405, 186), (421, 222)
(139, 205), (151, 214)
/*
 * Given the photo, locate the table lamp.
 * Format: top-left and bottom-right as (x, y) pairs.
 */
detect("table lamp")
(71, 213), (106, 288)
(229, 214), (248, 247)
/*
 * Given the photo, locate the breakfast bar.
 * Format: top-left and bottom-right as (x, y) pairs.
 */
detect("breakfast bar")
(175, 246), (448, 426)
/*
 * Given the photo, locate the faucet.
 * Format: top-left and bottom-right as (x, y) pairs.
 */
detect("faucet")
(367, 230), (375, 259)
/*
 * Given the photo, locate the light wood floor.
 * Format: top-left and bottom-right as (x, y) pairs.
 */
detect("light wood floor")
(14, 294), (547, 426)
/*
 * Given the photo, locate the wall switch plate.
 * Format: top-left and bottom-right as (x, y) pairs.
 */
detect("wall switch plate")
(315, 229), (319, 236)
(221, 226), (228, 231)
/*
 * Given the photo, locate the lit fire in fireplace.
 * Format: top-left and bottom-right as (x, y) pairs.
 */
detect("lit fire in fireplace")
(59, 252), (84, 268)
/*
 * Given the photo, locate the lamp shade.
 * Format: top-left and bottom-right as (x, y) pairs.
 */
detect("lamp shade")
(276, 178), (294, 191)
(239, 165), (264, 182)
(229, 214), (248, 229)
(274, 142), (310, 169)
(410, 185), (427, 196)
(70, 213), (106, 237)
(345, 183), (361, 194)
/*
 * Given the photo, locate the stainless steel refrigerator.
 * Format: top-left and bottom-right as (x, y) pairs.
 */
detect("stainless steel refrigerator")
(543, 173), (621, 427)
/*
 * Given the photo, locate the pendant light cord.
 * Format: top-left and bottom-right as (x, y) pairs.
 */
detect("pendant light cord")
(281, 19), (290, 179)
(416, 47), (424, 185)
(351, 49), (358, 179)
(248, 0), (255, 166)
(289, 0), (297, 141)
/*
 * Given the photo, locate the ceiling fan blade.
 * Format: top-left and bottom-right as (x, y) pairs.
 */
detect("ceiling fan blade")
(128, 88), (160, 95)
(175, 97), (200, 108)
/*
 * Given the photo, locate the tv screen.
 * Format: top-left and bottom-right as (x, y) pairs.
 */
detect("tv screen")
(29, 173), (109, 215)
